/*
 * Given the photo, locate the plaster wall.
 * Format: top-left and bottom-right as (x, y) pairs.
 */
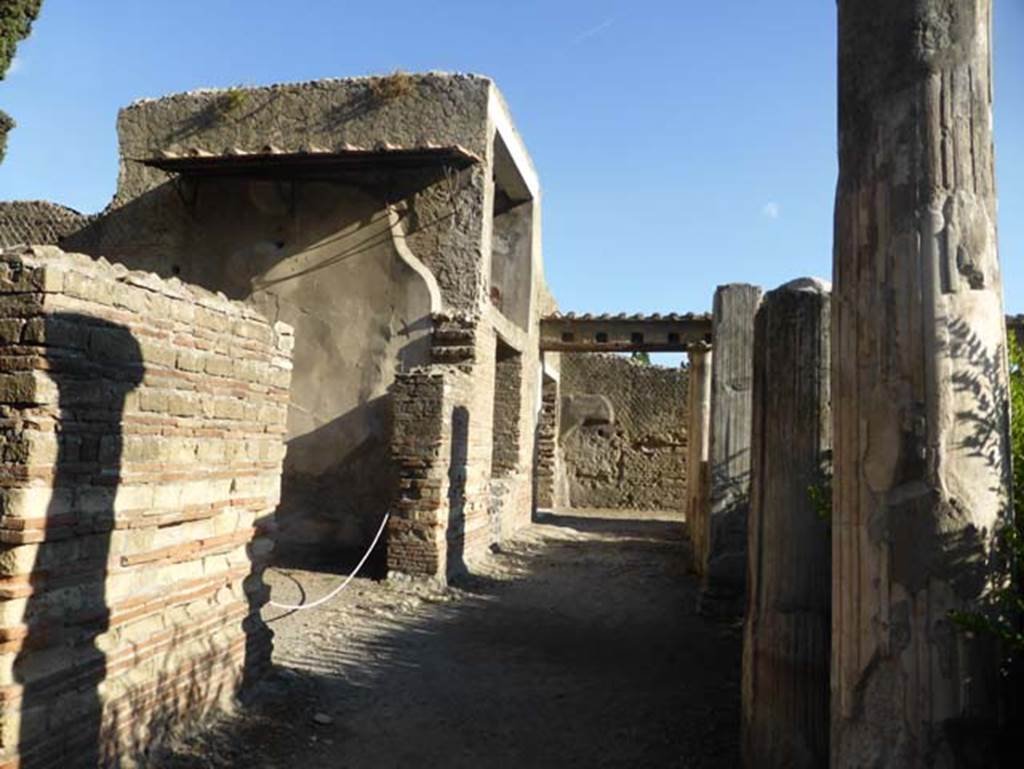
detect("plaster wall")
(59, 74), (500, 559)
(489, 201), (533, 329)
(68, 178), (432, 559)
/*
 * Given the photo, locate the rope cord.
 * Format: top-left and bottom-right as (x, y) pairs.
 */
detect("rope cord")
(267, 511), (390, 611)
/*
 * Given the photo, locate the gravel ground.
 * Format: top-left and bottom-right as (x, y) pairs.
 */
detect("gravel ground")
(154, 509), (742, 768)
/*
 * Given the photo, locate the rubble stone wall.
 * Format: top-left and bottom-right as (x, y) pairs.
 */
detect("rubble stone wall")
(0, 246), (291, 768)
(559, 354), (687, 512)
(0, 201), (88, 249)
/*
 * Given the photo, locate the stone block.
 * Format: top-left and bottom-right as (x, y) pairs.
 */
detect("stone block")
(0, 320), (22, 344)
(204, 355), (233, 378)
(176, 349), (204, 373)
(0, 373), (40, 404)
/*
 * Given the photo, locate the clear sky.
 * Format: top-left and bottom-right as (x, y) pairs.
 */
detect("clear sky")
(1, 0), (1022, 315)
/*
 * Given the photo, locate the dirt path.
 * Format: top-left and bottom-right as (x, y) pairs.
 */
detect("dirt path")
(156, 510), (742, 768)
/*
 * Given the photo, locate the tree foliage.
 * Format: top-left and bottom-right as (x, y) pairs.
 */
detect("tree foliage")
(0, 0), (43, 163)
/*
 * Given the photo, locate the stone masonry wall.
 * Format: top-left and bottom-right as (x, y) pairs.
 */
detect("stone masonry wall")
(388, 316), (491, 581)
(490, 344), (522, 477)
(0, 202), (89, 250)
(560, 355), (687, 512)
(0, 246), (291, 768)
(57, 75), (502, 562)
(388, 364), (494, 580)
(388, 310), (539, 581)
(534, 376), (559, 510)
(388, 368), (447, 578)
(89, 74), (493, 315)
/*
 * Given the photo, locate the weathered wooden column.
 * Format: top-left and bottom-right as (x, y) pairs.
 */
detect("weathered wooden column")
(686, 345), (712, 574)
(833, 1), (1009, 765)
(742, 278), (831, 769)
(701, 283), (762, 615)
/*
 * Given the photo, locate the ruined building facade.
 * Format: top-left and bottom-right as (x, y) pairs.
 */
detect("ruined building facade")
(0, 73), (562, 764)
(2, 74), (559, 581)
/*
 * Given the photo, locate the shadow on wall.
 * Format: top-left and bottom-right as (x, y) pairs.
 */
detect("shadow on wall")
(64, 177), (444, 565)
(64, 173), (454, 298)
(272, 394), (397, 575)
(159, 78), (406, 148)
(13, 315), (143, 766)
(932, 315), (1009, 761)
(11, 314), (270, 767)
(704, 452), (752, 598)
(447, 406), (470, 579)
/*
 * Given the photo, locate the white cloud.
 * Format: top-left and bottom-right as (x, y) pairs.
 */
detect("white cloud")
(573, 18), (615, 45)
(761, 202), (781, 220)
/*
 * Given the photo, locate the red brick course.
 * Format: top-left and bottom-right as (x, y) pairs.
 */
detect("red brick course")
(0, 247), (291, 767)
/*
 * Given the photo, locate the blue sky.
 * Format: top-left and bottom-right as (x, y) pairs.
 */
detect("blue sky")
(1, 0), (1022, 315)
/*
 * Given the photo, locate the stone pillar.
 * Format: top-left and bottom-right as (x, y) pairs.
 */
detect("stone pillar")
(686, 346), (713, 574)
(833, 1), (1009, 765)
(534, 373), (560, 511)
(701, 283), (762, 615)
(742, 279), (831, 769)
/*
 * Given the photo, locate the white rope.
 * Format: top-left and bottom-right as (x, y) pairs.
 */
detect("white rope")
(267, 511), (390, 611)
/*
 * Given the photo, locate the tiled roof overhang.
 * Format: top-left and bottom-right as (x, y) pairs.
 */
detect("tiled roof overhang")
(137, 144), (481, 180)
(541, 312), (713, 353)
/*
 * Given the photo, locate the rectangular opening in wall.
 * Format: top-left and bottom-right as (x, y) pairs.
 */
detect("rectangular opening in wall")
(491, 338), (523, 477)
(489, 132), (534, 330)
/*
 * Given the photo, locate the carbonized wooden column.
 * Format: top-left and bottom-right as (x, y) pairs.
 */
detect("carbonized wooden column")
(686, 346), (712, 575)
(833, 1), (1009, 764)
(701, 283), (762, 616)
(742, 279), (831, 769)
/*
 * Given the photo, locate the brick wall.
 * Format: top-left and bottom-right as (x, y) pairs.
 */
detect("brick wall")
(0, 246), (291, 768)
(388, 369), (447, 578)
(560, 354), (687, 512)
(388, 312), (539, 581)
(490, 342), (523, 477)
(534, 376), (559, 509)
